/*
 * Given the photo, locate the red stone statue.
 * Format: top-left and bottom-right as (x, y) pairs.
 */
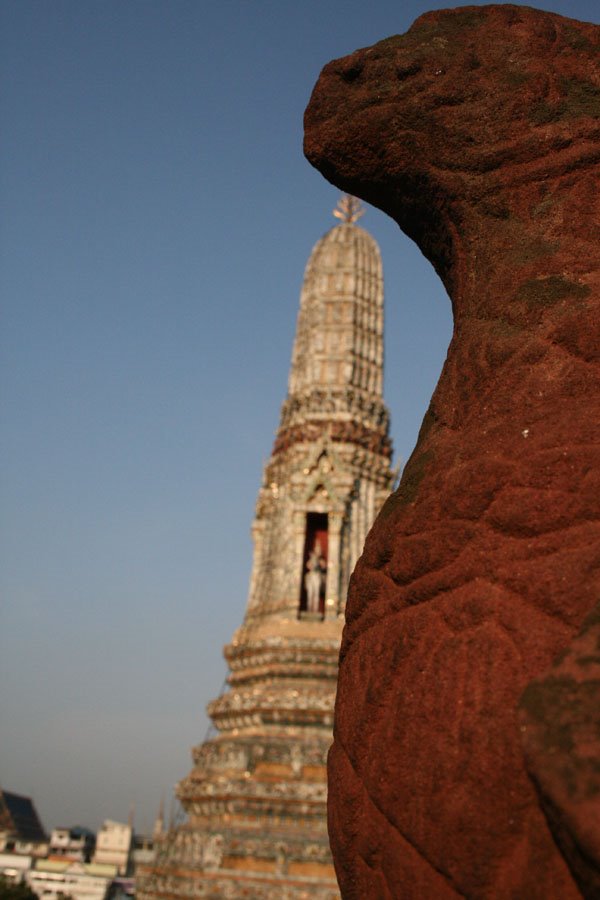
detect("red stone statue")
(305, 5), (600, 897)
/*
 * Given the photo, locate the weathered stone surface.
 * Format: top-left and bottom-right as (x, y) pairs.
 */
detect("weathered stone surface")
(520, 602), (600, 898)
(304, 5), (600, 897)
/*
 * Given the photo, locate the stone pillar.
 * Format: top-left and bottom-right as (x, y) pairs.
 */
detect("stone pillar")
(292, 509), (307, 614)
(325, 512), (342, 619)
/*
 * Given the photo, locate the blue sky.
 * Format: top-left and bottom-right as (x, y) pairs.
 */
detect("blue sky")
(1, 0), (597, 834)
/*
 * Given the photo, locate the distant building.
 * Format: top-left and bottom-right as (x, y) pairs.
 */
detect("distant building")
(48, 826), (95, 862)
(92, 821), (132, 876)
(0, 851), (32, 884)
(26, 858), (117, 900)
(0, 789), (48, 857)
(107, 876), (135, 900)
(130, 834), (155, 871)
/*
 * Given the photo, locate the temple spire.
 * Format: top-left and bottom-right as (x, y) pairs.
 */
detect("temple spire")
(138, 204), (394, 900)
(287, 201), (386, 405)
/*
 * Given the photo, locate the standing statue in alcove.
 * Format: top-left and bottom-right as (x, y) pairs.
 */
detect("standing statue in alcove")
(305, 539), (326, 613)
(305, 5), (600, 898)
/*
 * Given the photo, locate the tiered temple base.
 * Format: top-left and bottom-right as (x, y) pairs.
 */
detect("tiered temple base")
(137, 620), (342, 899)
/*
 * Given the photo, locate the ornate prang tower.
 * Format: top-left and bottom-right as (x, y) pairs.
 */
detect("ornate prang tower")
(138, 197), (395, 899)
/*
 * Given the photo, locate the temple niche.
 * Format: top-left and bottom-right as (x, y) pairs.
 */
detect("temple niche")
(137, 196), (395, 899)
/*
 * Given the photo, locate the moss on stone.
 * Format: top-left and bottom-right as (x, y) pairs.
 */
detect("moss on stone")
(583, 602), (600, 629)
(517, 276), (591, 308)
(562, 76), (600, 118)
(531, 78), (600, 124)
(505, 69), (531, 88)
(522, 678), (577, 759)
(577, 656), (600, 668)
(530, 100), (567, 125)
(492, 319), (523, 338)
(562, 24), (595, 53)
(512, 238), (556, 266)
(532, 195), (556, 219)
(481, 198), (511, 219)
(521, 676), (600, 773)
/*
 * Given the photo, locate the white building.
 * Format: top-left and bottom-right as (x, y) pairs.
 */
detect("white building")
(48, 826), (95, 862)
(92, 821), (132, 876)
(0, 851), (32, 884)
(26, 859), (116, 900)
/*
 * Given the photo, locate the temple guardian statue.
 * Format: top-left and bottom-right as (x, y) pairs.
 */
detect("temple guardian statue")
(138, 197), (396, 899)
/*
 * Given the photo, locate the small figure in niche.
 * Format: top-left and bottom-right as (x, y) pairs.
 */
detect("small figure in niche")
(305, 539), (326, 613)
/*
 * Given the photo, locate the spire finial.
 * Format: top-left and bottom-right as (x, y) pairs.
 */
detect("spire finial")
(333, 194), (364, 224)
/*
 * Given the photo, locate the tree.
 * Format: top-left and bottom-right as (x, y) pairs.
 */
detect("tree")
(0, 875), (38, 900)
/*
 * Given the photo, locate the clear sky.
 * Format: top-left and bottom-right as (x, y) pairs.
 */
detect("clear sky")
(1, 0), (597, 835)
